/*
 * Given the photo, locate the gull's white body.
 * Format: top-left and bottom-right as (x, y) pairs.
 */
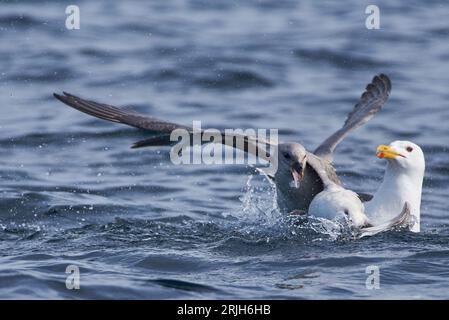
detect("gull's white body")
(365, 141), (425, 232)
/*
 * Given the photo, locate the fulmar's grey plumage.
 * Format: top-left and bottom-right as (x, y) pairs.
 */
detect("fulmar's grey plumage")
(54, 92), (274, 160)
(53, 74), (392, 214)
(314, 74), (391, 162)
(268, 74), (392, 212)
(54, 92), (190, 133)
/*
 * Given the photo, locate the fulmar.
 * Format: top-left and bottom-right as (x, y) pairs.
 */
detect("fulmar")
(54, 74), (391, 216)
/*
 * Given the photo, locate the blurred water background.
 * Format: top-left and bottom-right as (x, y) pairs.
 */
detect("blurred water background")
(1, 0), (449, 299)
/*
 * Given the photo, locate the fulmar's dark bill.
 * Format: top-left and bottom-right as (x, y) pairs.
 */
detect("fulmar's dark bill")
(53, 74), (392, 215)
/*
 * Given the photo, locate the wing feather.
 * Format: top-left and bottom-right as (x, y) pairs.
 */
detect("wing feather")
(54, 92), (275, 159)
(53, 92), (188, 133)
(314, 74), (392, 162)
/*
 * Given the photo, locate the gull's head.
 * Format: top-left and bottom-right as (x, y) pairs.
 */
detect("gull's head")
(277, 143), (307, 188)
(373, 140), (425, 232)
(376, 140), (425, 174)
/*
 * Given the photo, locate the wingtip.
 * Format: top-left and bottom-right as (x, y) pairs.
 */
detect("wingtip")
(130, 140), (149, 149)
(378, 73), (392, 91)
(402, 201), (410, 212)
(53, 92), (65, 101)
(53, 92), (73, 100)
(62, 91), (74, 97)
(369, 73), (392, 94)
(131, 140), (147, 149)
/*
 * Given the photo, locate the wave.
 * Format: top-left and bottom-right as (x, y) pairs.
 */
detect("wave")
(0, 14), (43, 28)
(294, 48), (387, 69)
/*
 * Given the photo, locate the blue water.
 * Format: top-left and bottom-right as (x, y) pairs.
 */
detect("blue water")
(1, 0), (449, 299)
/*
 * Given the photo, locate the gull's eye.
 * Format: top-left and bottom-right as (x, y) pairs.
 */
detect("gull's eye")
(283, 152), (291, 159)
(406, 146), (413, 153)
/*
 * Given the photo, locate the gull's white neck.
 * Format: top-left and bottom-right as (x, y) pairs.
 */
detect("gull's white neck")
(366, 162), (423, 232)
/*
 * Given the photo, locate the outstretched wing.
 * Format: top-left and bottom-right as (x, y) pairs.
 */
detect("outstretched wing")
(54, 92), (275, 160)
(314, 74), (392, 162)
(53, 92), (189, 133)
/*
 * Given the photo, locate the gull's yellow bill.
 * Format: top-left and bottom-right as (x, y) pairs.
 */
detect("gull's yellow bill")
(376, 145), (405, 159)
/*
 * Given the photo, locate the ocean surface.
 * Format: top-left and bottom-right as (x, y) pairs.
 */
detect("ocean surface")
(1, 0), (449, 299)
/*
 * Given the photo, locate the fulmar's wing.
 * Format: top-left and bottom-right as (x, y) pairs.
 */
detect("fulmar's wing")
(54, 92), (275, 160)
(305, 152), (341, 186)
(314, 74), (392, 162)
(53, 92), (189, 133)
(131, 131), (275, 161)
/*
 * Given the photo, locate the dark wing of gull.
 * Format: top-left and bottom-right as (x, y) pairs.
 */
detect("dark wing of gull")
(313, 74), (392, 162)
(53, 92), (275, 161)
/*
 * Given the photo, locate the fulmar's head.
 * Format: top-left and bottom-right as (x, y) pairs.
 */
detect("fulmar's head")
(276, 143), (307, 188)
(376, 140), (425, 176)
